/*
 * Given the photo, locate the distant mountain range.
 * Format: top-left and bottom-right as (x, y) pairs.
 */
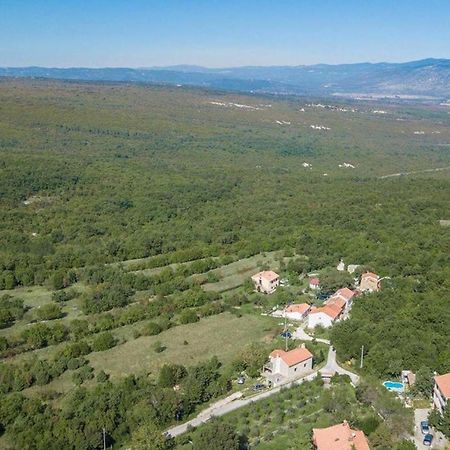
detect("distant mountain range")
(1, 58), (449, 100)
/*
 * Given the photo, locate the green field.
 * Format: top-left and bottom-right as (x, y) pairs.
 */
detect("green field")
(0, 79), (449, 449)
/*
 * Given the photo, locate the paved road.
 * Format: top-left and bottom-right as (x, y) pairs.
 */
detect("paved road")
(320, 346), (360, 386)
(293, 326), (330, 345)
(165, 371), (318, 438)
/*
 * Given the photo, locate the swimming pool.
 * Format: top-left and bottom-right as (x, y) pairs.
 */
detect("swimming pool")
(383, 381), (404, 391)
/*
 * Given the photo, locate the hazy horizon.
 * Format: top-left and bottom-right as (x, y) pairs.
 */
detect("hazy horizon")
(1, 0), (450, 67)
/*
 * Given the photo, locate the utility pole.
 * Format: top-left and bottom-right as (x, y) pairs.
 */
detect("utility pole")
(360, 345), (364, 369)
(284, 308), (288, 351)
(102, 427), (106, 450)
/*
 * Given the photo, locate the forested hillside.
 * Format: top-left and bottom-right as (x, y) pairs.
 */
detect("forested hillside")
(0, 79), (449, 449)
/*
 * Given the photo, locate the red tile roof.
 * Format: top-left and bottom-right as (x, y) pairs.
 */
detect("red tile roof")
(270, 347), (313, 367)
(310, 305), (341, 320)
(361, 271), (379, 280)
(326, 297), (346, 310)
(332, 287), (355, 301)
(313, 422), (370, 450)
(435, 373), (450, 399)
(310, 277), (320, 285)
(251, 270), (279, 282)
(286, 303), (311, 315)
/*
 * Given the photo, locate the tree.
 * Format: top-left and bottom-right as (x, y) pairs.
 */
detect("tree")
(92, 332), (117, 352)
(429, 407), (450, 439)
(413, 367), (434, 397)
(158, 364), (187, 388)
(130, 422), (168, 450)
(393, 440), (417, 450)
(319, 269), (354, 293)
(193, 420), (239, 450)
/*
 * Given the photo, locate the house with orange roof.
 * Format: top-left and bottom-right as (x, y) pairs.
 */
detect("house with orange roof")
(285, 303), (311, 321)
(360, 272), (380, 292)
(251, 270), (280, 294)
(434, 372), (450, 413)
(312, 421), (370, 450)
(264, 345), (313, 385)
(307, 303), (343, 328)
(328, 287), (356, 312)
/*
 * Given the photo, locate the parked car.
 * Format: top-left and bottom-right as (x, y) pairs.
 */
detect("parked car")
(237, 376), (245, 385)
(280, 331), (292, 338)
(251, 384), (265, 391)
(420, 420), (430, 434)
(423, 433), (433, 446)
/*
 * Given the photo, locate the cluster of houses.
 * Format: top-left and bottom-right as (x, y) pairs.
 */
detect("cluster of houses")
(253, 269), (382, 330)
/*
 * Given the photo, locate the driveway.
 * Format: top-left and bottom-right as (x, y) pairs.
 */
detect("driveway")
(293, 326), (330, 345)
(414, 408), (448, 449)
(320, 346), (360, 386)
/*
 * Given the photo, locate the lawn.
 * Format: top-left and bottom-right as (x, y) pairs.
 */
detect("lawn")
(0, 282), (89, 339)
(202, 251), (284, 293)
(21, 312), (280, 399)
(88, 312), (279, 379)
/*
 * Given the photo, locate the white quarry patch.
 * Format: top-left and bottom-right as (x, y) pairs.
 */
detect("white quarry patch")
(310, 124), (330, 130)
(413, 131), (425, 135)
(302, 162), (312, 168)
(275, 120), (291, 125)
(208, 101), (263, 110)
(305, 103), (357, 112)
(323, 173), (329, 176)
(338, 162), (355, 168)
(299, 108), (305, 112)
(372, 110), (387, 114)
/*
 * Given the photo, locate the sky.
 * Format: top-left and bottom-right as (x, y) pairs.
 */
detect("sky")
(0, 0), (449, 68)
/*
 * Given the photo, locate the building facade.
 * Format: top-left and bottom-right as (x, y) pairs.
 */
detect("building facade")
(251, 270), (280, 294)
(264, 346), (313, 385)
(434, 373), (450, 414)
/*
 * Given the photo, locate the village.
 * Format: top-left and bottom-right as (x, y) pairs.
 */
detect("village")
(167, 262), (450, 450)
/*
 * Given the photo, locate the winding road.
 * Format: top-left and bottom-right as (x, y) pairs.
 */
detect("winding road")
(165, 343), (359, 438)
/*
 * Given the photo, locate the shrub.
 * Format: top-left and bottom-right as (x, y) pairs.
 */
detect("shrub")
(36, 303), (63, 321)
(142, 322), (162, 336)
(179, 309), (199, 324)
(96, 370), (109, 382)
(91, 332), (117, 352)
(153, 341), (165, 353)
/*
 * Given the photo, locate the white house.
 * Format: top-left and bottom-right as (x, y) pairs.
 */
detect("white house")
(309, 277), (320, 290)
(360, 272), (380, 292)
(251, 270), (280, 294)
(264, 345), (313, 385)
(285, 303), (311, 321)
(434, 373), (450, 413)
(307, 304), (341, 328)
(328, 287), (355, 313)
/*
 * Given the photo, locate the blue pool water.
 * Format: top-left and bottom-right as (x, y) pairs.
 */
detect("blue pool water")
(383, 381), (404, 390)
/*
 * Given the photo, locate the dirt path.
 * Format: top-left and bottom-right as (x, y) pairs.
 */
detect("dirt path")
(379, 165), (450, 179)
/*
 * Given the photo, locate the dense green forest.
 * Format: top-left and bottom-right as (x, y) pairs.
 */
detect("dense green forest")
(0, 79), (449, 449)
